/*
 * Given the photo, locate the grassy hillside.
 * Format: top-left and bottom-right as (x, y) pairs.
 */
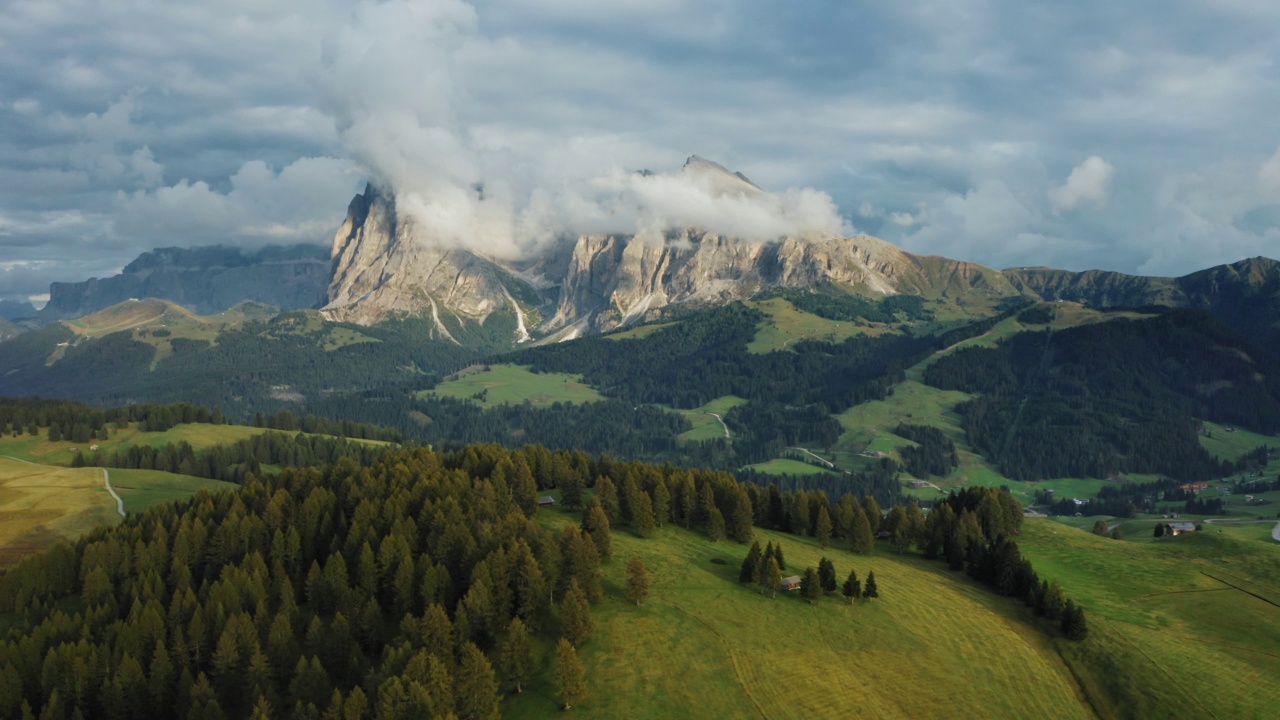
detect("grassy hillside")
(0, 422), (269, 465)
(1018, 518), (1280, 720)
(674, 395), (747, 442)
(511, 507), (1095, 719)
(0, 457), (122, 565)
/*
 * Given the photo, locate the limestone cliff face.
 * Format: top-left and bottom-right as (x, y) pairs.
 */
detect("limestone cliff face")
(322, 186), (543, 342)
(320, 177), (1025, 340)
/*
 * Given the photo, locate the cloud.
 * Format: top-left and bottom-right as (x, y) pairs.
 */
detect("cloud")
(1049, 156), (1115, 211)
(1, 0), (1279, 302)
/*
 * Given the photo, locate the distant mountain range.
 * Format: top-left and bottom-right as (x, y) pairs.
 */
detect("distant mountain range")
(37, 244), (331, 322)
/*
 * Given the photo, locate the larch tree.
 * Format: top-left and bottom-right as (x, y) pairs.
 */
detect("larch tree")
(581, 501), (613, 560)
(499, 618), (533, 694)
(763, 557), (782, 599)
(625, 556), (651, 607)
(555, 638), (587, 711)
(849, 506), (875, 555)
(456, 641), (502, 720)
(560, 578), (594, 646)
(814, 504), (833, 548)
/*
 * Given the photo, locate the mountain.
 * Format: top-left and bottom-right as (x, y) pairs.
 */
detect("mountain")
(0, 300), (36, 321)
(1006, 256), (1280, 351)
(322, 157), (1022, 337)
(0, 317), (22, 342)
(37, 244), (332, 322)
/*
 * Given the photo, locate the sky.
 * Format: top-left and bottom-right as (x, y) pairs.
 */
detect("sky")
(2, 0), (1279, 306)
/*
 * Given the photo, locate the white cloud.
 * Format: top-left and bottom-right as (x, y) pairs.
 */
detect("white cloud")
(1049, 156), (1114, 211)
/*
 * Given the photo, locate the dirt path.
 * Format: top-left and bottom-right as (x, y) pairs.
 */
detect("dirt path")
(787, 447), (835, 468)
(706, 412), (731, 439)
(102, 468), (126, 517)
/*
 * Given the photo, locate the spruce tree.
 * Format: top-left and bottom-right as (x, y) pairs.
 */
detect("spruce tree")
(1061, 599), (1088, 641)
(800, 566), (821, 605)
(863, 571), (879, 600)
(841, 570), (861, 604)
(560, 473), (584, 509)
(739, 541), (762, 585)
(818, 557), (837, 595)
(1154, 522), (1165, 538)
(555, 638), (587, 710)
(625, 556), (650, 606)
(773, 542), (786, 571)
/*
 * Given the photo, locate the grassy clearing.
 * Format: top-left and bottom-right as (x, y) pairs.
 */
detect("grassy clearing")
(107, 468), (235, 513)
(744, 298), (879, 353)
(1198, 420), (1276, 461)
(0, 458), (121, 565)
(742, 458), (836, 476)
(511, 507), (1094, 719)
(425, 364), (604, 408)
(674, 396), (747, 443)
(603, 322), (677, 340)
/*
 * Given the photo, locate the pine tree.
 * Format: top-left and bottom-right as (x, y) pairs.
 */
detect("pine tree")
(560, 578), (593, 646)
(817, 557), (837, 595)
(499, 618), (533, 694)
(456, 642), (501, 720)
(739, 541), (762, 585)
(863, 571), (879, 600)
(625, 557), (650, 607)
(841, 570), (861, 604)
(800, 566), (821, 605)
(554, 638), (587, 711)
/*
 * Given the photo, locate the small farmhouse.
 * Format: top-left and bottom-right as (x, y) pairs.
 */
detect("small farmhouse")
(1167, 522), (1197, 536)
(537, 496), (556, 508)
(779, 575), (802, 591)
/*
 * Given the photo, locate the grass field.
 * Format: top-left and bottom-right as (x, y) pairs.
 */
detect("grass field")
(424, 364), (604, 408)
(510, 506), (1096, 719)
(0, 423), (268, 465)
(744, 298), (879, 353)
(0, 457), (121, 565)
(1018, 518), (1280, 719)
(106, 468), (235, 513)
(1198, 420), (1276, 461)
(674, 396), (747, 443)
(742, 458), (837, 476)
(603, 322), (677, 340)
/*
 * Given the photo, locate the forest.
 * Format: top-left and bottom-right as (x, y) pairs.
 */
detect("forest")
(923, 310), (1280, 481)
(0, 437), (1083, 720)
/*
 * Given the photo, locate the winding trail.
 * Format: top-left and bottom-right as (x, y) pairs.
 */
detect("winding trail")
(706, 412), (731, 439)
(101, 468), (126, 517)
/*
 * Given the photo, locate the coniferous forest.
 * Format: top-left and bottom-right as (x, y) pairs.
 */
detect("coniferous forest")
(0, 437), (1081, 720)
